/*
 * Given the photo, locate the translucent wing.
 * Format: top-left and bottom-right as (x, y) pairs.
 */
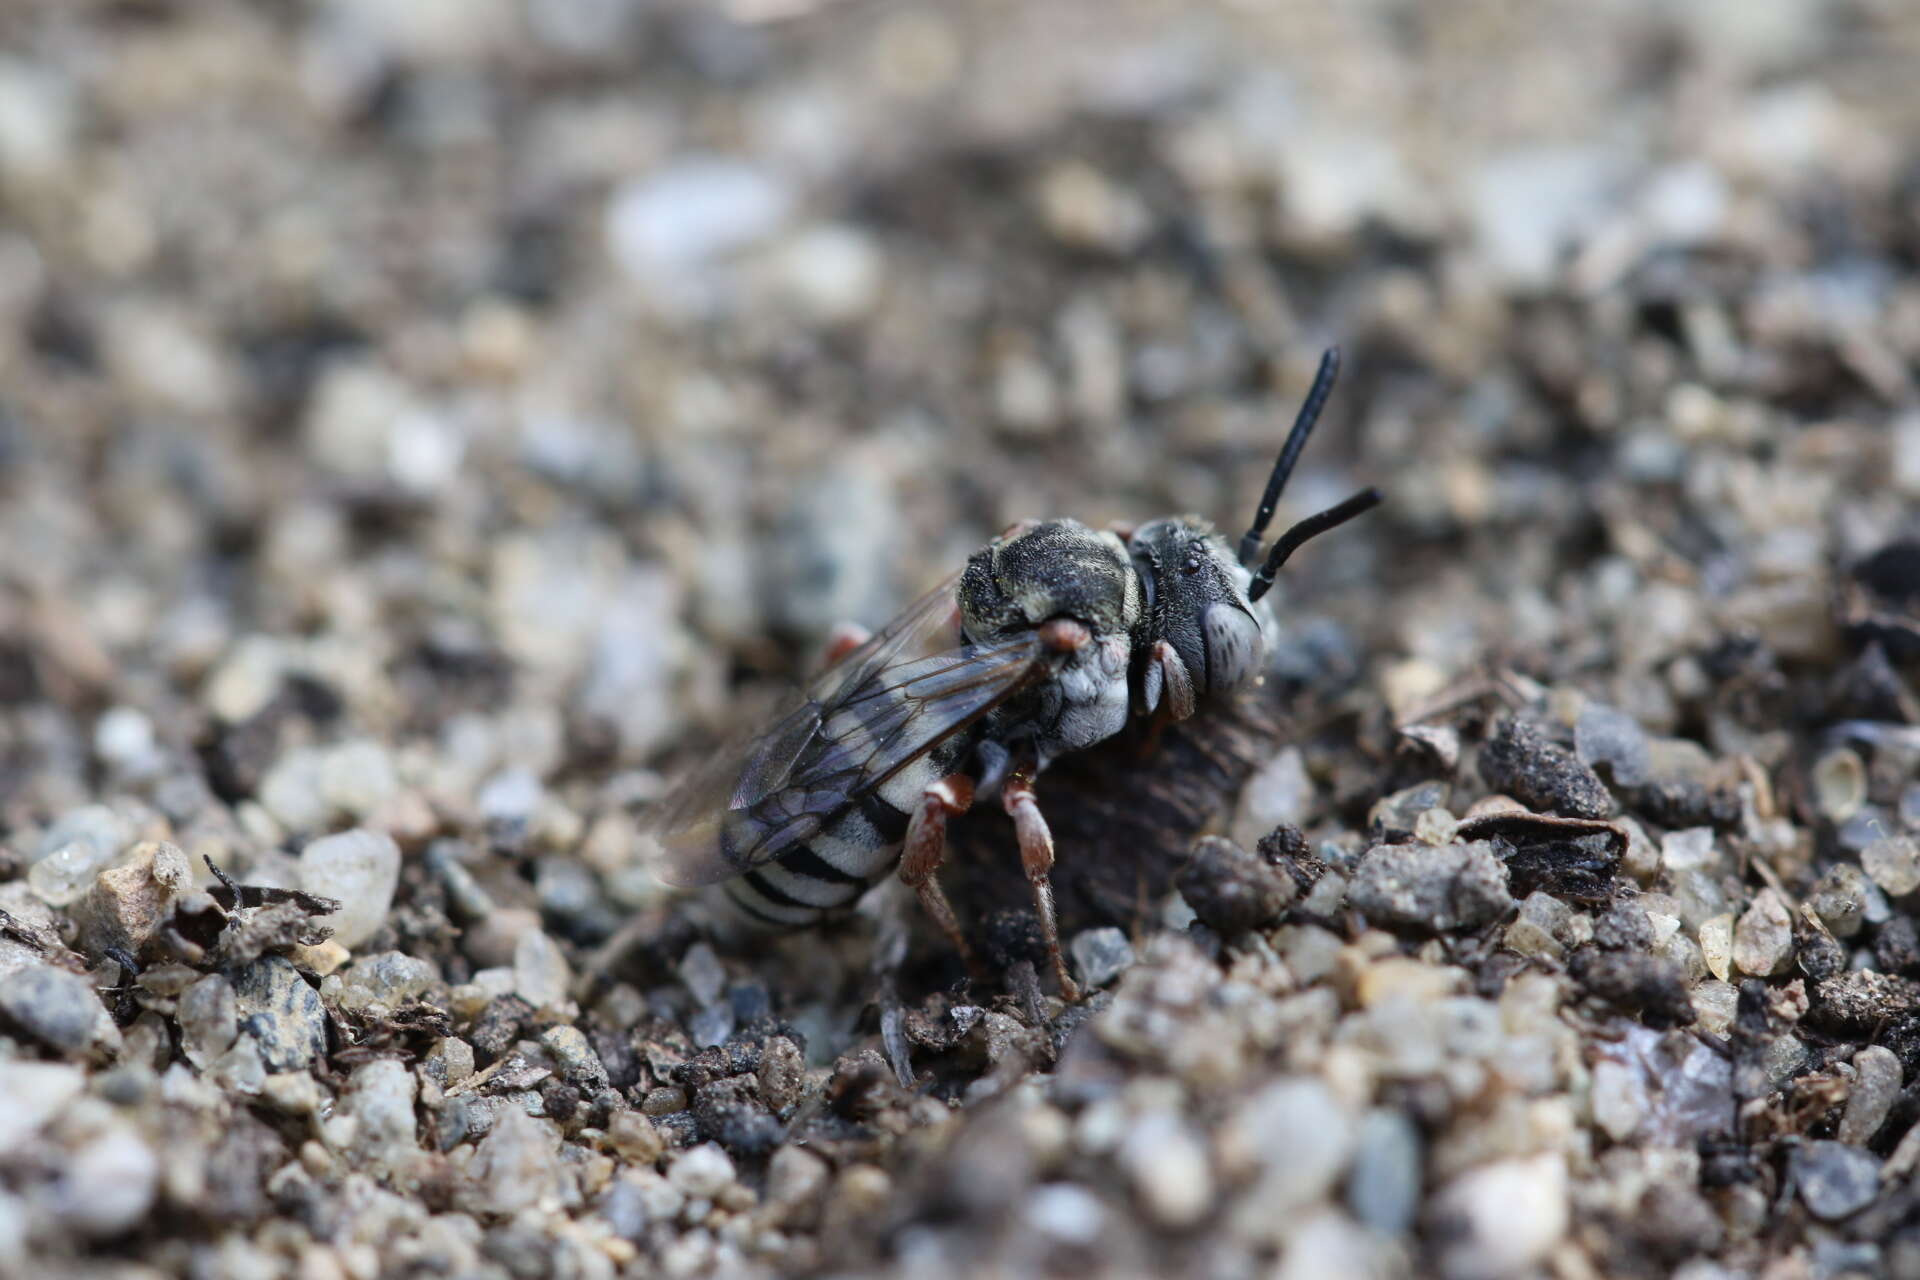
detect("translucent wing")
(641, 573), (1046, 887)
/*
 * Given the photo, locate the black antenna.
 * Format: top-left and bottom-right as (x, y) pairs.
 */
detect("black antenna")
(1237, 346), (1343, 566)
(1246, 487), (1383, 603)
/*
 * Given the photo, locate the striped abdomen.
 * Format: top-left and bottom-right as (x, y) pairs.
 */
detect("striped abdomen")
(710, 738), (964, 931)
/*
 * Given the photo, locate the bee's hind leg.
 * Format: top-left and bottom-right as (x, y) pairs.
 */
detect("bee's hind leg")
(897, 774), (982, 978)
(1002, 772), (1083, 1002)
(820, 622), (873, 669)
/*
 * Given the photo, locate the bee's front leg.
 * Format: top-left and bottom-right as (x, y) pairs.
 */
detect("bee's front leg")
(1002, 772), (1083, 1002)
(1141, 640), (1196, 722)
(897, 774), (981, 976)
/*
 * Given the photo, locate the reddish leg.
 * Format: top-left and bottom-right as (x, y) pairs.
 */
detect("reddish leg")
(1002, 772), (1082, 1001)
(898, 775), (979, 973)
(820, 622), (873, 669)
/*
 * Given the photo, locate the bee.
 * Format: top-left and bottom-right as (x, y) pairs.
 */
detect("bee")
(641, 349), (1378, 999)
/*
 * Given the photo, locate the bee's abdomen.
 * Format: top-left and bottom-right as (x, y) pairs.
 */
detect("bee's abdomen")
(711, 795), (913, 931)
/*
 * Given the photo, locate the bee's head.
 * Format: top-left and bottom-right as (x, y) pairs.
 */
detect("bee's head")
(957, 518), (1138, 649)
(1132, 347), (1383, 707)
(1127, 517), (1267, 695)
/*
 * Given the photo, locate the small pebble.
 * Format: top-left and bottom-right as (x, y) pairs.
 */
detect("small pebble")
(1505, 891), (1574, 961)
(0, 1062), (86, 1148)
(71, 840), (190, 956)
(1698, 914), (1734, 982)
(1231, 747), (1314, 846)
(1118, 1112), (1213, 1229)
(231, 953), (328, 1073)
(178, 974), (238, 1068)
(1793, 1141), (1881, 1221)
(1347, 841), (1512, 933)
(1345, 1108), (1421, 1235)
(298, 829), (401, 950)
(1024, 1182), (1105, 1245)
(1838, 1045), (1901, 1145)
(606, 157), (794, 281)
(512, 929), (573, 1010)
(0, 965), (113, 1057)
(337, 1058), (420, 1173)
(1575, 702), (1651, 787)
(1810, 864), (1873, 939)
(668, 1143), (736, 1199)
(422, 1037), (476, 1091)
(609, 1111), (666, 1164)
(1862, 835), (1920, 897)
(677, 944), (727, 1008)
(1430, 1154), (1569, 1280)
(1811, 748), (1868, 824)
(1070, 928), (1135, 989)
(1367, 781), (1451, 838)
(1733, 889), (1793, 977)
(467, 1107), (567, 1216)
(27, 843), (122, 909)
(53, 1124), (158, 1237)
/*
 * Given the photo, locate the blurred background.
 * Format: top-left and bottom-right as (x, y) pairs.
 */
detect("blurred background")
(6, 1), (1920, 1275)
(4, 0), (1918, 799)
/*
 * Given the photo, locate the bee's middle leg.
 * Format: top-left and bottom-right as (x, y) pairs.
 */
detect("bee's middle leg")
(897, 774), (980, 974)
(1002, 772), (1083, 1002)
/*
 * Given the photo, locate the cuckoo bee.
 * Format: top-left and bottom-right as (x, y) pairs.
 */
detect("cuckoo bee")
(642, 349), (1379, 999)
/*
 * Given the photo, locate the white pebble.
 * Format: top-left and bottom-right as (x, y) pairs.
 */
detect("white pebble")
(512, 929), (573, 1010)
(669, 1143), (736, 1199)
(1118, 1111), (1213, 1228)
(1863, 835), (1920, 898)
(55, 1124), (158, 1237)
(299, 829), (401, 950)
(92, 707), (158, 775)
(606, 157), (795, 280)
(1431, 1154), (1568, 1280)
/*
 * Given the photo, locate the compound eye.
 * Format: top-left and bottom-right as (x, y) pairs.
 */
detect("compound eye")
(1180, 551), (1204, 576)
(1200, 602), (1265, 691)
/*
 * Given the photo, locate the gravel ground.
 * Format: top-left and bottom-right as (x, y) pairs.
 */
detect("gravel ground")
(4, 2), (1920, 1277)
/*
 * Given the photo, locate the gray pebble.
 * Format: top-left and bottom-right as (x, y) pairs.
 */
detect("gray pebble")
(0, 965), (109, 1056)
(1793, 1140), (1881, 1221)
(540, 1025), (610, 1091)
(689, 1002), (735, 1050)
(1346, 1108), (1423, 1235)
(1070, 927), (1135, 989)
(333, 951), (440, 1014)
(1839, 1045), (1901, 1145)
(178, 973), (238, 1067)
(678, 943), (727, 1008)
(512, 929), (573, 1010)
(338, 1058), (420, 1173)
(1575, 702), (1651, 787)
(1347, 841), (1512, 933)
(465, 1104), (567, 1216)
